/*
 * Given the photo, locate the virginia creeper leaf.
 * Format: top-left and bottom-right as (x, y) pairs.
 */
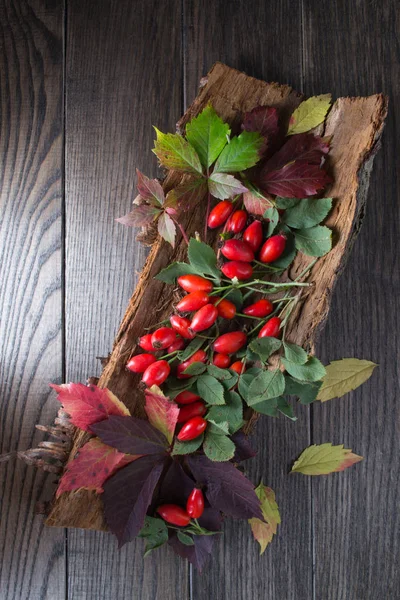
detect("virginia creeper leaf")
(291, 443), (363, 475)
(261, 161), (332, 198)
(282, 197), (333, 229)
(138, 516), (169, 557)
(185, 105), (230, 168)
(159, 458), (196, 505)
(116, 204), (159, 227)
(91, 415), (168, 455)
(249, 483), (280, 554)
(264, 133), (330, 171)
(153, 128), (203, 174)
(157, 212), (176, 247)
(214, 130), (264, 173)
(231, 431), (257, 462)
(282, 356), (326, 382)
(208, 172), (248, 200)
(294, 225), (332, 257)
(56, 438), (138, 497)
(242, 106), (279, 139)
(166, 176), (207, 210)
(243, 190), (273, 216)
(136, 169), (165, 206)
(287, 95), (332, 135)
(316, 358), (377, 402)
(144, 386), (179, 444)
(188, 238), (221, 280)
(203, 431), (235, 462)
(50, 383), (130, 432)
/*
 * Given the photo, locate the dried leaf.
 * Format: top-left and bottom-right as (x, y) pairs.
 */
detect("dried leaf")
(116, 204), (159, 227)
(261, 161), (332, 198)
(291, 443), (363, 475)
(316, 358), (377, 402)
(287, 95), (332, 135)
(153, 128), (203, 174)
(249, 483), (280, 554)
(144, 386), (179, 444)
(136, 169), (165, 206)
(157, 212), (176, 247)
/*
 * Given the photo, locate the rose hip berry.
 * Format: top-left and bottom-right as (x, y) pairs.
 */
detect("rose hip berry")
(126, 353), (156, 373)
(209, 297), (236, 319)
(176, 291), (210, 313)
(174, 390), (201, 405)
(167, 337), (185, 353)
(258, 316), (282, 338)
(151, 327), (176, 349)
(177, 401), (206, 423)
(186, 488), (205, 519)
(190, 304), (218, 332)
(221, 239), (254, 263)
(243, 298), (273, 318)
(157, 504), (191, 527)
(138, 333), (155, 352)
(177, 349), (207, 379)
(207, 200), (234, 229)
(243, 220), (263, 252)
(177, 416), (207, 441)
(221, 261), (253, 281)
(226, 209), (248, 233)
(177, 274), (213, 293)
(230, 361), (245, 374)
(259, 234), (286, 263)
(213, 331), (247, 354)
(142, 359), (170, 386)
(170, 315), (195, 340)
(213, 353), (231, 368)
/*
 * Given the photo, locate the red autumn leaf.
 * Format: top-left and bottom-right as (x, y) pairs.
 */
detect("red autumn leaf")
(116, 204), (160, 227)
(243, 190), (274, 216)
(260, 161), (332, 198)
(50, 383), (130, 431)
(263, 133), (330, 172)
(144, 385), (180, 444)
(136, 169), (165, 206)
(166, 176), (208, 211)
(56, 438), (138, 498)
(242, 106), (279, 138)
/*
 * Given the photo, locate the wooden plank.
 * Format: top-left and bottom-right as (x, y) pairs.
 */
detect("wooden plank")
(184, 3), (312, 599)
(63, 1), (188, 598)
(302, 1), (400, 598)
(0, 1), (65, 599)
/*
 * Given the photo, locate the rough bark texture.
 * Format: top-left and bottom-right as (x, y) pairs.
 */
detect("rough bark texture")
(45, 62), (387, 530)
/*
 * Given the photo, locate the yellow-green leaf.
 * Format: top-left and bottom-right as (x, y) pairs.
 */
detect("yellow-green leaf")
(287, 95), (332, 135)
(153, 128), (203, 174)
(249, 483), (280, 554)
(291, 443), (363, 475)
(317, 358), (377, 402)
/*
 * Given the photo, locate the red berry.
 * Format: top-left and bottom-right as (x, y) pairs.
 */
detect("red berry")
(174, 390), (201, 405)
(213, 353), (231, 368)
(230, 361), (245, 374)
(221, 239), (254, 262)
(226, 210), (248, 233)
(177, 349), (207, 379)
(221, 261), (253, 281)
(167, 337), (186, 353)
(243, 220), (263, 252)
(258, 316), (282, 338)
(176, 291), (210, 313)
(151, 327), (176, 350)
(186, 488), (205, 519)
(177, 401), (206, 423)
(207, 200), (234, 229)
(243, 298), (273, 318)
(190, 304), (218, 332)
(177, 274), (213, 293)
(157, 504), (191, 526)
(213, 331), (247, 354)
(170, 315), (195, 340)
(177, 416), (207, 441)
(138, 334), (155, 352)
(142, 360), (170, 386)
(259, 234), (286, 263)
(126, 353), (156, 373)
(209, 297), (237, 319)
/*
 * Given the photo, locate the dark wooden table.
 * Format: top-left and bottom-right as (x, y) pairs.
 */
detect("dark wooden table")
(1, 1), (399, 599)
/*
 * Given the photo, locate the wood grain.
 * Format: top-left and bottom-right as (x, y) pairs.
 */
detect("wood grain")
(62, 1), (188, 598)
(303, 1), (400, 598)
(0, 1), (65, 599)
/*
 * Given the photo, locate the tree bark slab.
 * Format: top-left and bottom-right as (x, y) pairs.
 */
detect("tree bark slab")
(46, 62), (387, 530)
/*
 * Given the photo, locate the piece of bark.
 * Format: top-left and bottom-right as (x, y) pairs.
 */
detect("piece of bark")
(46, 62), (387, 530)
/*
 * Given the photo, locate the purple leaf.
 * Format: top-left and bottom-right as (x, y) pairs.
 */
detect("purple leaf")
(263, 133), (330, 172)
(260, 161), (332, 198)
(242, 106), (279, 139)
(187, 455), (263, 520)
(136, 169), (165, 206)
(91, 415), (168, 455)
(116, 204), (159, 227)
(159, 458), (195, 505)
(231, 431), (257, 462)
(168, 532), (215, 571)
(166, 176), (208, 211)
(103, 455), (165, 547)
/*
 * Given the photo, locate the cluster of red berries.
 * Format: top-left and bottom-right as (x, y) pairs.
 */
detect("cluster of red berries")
(157, 487), (204, 526)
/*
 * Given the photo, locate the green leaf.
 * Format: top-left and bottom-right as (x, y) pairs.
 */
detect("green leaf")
(185, 105), (230, 169)
(294, 225), (332, 257)
(316, 358), (377, 402)
(248, 369), (286, 404)
(157, 212), (176, 247)
(183, 361), (207, 376)
(138, 516), (169, 556)
(263, 207), (279, 237)
(252, 397), (279, 416)
(172, 434), (204, 455)
(291, 443), (363, 475)
(206, 365), (233, 381)
(282, 198), (332, 229)
(203, 431), (236, 462)
(196, 375), (226, 405)
(166, 176), (208, 209)
(153, 128), (203, 174)
(214, 131), (264, 173)
(223, 288), (243, 310)
(177, 531), (195, 546)
(249, 338), (282, 362)
(164, 376), (198, 393)
(275, 197), (300, 210)
(178, 337), (205, 362)
(282, 356), (326, 382)
(284, 375), (322, 405)
(206, 390), (244, 434)
(287, 95), (332, 135)
(208, 173), (248, 200)
(188, 238), (220, 280)
(206, 419), (230, 435)
(221, 371), (239, 391)
(277, 397), (297, 421)
(237, 369), (263, 400)
(283, 341), (308, 365)
(155, 262), (199, 284)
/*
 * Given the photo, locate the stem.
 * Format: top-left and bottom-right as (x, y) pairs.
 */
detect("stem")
(236, 312), (264, 320)
(171, 215), (189, 245)
(204, 191), (211, 241)
(294, 257), (319, 282)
